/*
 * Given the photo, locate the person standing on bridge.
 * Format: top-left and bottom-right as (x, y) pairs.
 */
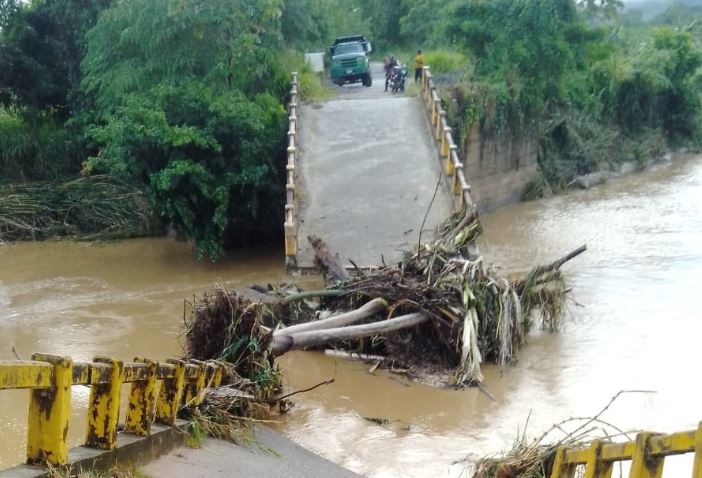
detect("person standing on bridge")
(385, 55), (398, 92)
(415, 49), (424, 83)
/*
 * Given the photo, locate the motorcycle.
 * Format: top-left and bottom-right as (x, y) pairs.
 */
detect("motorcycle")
(389, 64), (408, 93)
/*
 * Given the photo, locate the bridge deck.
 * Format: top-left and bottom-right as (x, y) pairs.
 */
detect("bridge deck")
(296, 64), (451, 268)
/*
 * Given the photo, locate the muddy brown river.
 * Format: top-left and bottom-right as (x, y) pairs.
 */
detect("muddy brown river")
(1, 155), (701, 476)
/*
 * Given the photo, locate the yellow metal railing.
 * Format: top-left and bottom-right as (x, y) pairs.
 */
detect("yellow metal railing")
(550, 424), (702, 477)
(0, 353), (224, 467)
(284, 72), (300, 267)
(420, 66), (475, 212)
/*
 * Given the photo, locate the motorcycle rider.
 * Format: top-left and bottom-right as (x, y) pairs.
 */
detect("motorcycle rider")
(385, 55), (398, 92)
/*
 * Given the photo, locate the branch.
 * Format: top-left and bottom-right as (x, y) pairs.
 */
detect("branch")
(267, 378), (335, 402)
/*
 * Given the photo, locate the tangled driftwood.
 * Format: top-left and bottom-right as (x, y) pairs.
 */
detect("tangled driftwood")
(185, 211), (584, 387)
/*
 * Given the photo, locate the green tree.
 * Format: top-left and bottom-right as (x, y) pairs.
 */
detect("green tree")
(399, 0), (444, 47)
(82, 0), (286, 120)
(82, 0), (288, 259)
(578, 0), (623, 18)
(356, 0), (406, 48)
(0, 0), (110, 118)
(0, 0), (19, 29)
(280, 0), (368, 49)
(443, 0), (589, 130)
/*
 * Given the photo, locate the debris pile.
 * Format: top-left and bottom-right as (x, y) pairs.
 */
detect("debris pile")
(185, 210), (585, 388)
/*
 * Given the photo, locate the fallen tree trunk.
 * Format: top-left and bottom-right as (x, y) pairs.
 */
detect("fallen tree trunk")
(273, 297), (387, 336)
(270, 312), (429, 355)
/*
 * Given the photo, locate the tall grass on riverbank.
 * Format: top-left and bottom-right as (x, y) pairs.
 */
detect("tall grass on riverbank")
(0, 175), (157, 242)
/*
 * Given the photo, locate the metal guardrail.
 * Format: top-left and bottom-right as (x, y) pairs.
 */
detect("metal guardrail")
(284, 72), (300, 268)
(420, 67), (475, 212)
(0, 353), (224, 467)
(550, 424), (702, 477)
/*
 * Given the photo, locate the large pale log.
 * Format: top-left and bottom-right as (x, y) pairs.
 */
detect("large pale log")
(273, 298), (388, 337)
(271, 312), (429, 356)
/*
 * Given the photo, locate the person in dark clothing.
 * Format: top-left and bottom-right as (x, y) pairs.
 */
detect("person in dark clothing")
(385, 55), (398, 92)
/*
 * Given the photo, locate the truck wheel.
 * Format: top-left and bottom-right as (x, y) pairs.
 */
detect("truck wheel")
(363, 74), (372, 87)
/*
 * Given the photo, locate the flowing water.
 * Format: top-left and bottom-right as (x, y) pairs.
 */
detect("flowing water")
(1, 156), (701, 476)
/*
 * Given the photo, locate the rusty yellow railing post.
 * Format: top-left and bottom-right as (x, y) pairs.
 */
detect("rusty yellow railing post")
(550, 447), (576, 478)
(156, 358), (185, 425)
(184, 360), (206, 407)
(204, 361), (223, 390)
(693, 422), (702, 477)
(436, 111), (445, 141)
(441, 128), (452, 159)
(453, 163), (463, 194)
(124, 358), (157, 437)
(583, 440), (612, 478)
(211, 361), (224, 388)
(446, 145), (458, 176)
(629, 432), (663, 478)
(26, 354), (72, 466)
(86, 357), (123, 450)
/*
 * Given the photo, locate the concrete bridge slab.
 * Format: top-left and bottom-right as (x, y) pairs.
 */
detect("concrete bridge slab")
(296, 64), (451, 268)
(142, 426), (360, 478)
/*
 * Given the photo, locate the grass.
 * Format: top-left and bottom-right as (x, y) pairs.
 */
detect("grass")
(280, 49), (335, 102)
(47, 464), (151, 478)
(423, 50), (470, 75)
(184, 419), (207, 449)
(0, 175), (158, 242)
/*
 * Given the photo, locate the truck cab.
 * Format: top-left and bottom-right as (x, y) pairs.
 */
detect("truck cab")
(329, 35), (372, 87)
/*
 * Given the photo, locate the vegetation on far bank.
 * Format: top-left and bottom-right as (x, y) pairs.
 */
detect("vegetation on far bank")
(1, 0), (701, 256)
(354, 0), (702, 193)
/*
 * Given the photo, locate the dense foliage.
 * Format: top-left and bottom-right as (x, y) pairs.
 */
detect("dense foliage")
(372, 0), (702, 188)
(79, 0), (288, 259)
(1, 0), (701, 254)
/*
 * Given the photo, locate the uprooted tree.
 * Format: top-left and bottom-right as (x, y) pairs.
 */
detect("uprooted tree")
(184, 210), (585, 389)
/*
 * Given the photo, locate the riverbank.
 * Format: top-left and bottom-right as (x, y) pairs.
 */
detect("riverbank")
(546, 148), (700, 195)
(0, 175), (158, 242)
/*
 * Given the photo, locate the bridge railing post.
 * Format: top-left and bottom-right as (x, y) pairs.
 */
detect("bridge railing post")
(124, 357), (158, 437)
(435, 109), (445, 141)
(629, 432), (664, 478)
(452, 160), (464, 195)
(693, 422), (702, 477)
(549, 447), (577, 478)
(184, 359), (207, 408)
(155, 358), (186, 426)
(26, 354), (72, 466)
(441, 127), (452, 160)
(86, 357), (124, 450)
(446, 143), (457, 176)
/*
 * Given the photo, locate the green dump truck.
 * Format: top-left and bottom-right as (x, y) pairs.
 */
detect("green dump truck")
(330, 35), (372, 87)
